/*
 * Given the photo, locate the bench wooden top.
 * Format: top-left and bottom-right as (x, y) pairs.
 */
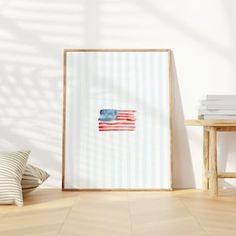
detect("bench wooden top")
(185, 119), (236, 127)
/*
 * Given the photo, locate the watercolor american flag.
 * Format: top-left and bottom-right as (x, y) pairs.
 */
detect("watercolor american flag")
(98, 109), (136, 131)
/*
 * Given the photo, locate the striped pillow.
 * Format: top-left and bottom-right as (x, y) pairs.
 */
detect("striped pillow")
(0, 150), (30, 207)
(22, 164), (49, 193)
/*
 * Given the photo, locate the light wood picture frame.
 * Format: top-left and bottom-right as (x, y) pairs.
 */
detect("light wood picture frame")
(62, 49), (172, 191)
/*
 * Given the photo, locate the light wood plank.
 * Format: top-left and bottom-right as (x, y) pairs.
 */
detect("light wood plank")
(177, 189), (236, 236)
(59, 192), (132, 236)
(216, 127), (236, 132)
(218, 172), (236, 178)
(203, 128), (209, 190)
(1, 189), (236, 235)
(185, 119), (236, 126)
(209, 127), (218, 197)
(128, 192), (206, 236)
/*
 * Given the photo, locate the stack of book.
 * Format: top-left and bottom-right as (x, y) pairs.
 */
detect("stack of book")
(199, 95), (236, 120)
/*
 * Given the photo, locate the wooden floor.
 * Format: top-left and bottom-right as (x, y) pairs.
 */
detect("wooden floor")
(1, 189), (236, 235)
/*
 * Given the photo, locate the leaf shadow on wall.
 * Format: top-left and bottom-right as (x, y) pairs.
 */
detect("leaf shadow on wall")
(0, 7), (64, 187)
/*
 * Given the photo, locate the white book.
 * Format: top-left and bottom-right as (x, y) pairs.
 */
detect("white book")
(201, 100), (236, 109)
(202, 100), (236, 105)
(207, 95), (236, 101)
(204, 104), (236, 110)
(203, 115), (236, 120)
(198, 108), (236, 115)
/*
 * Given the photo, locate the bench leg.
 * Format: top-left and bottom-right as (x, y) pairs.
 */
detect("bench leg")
(209, 127), (218, 196)
(203, 127), (209, 190)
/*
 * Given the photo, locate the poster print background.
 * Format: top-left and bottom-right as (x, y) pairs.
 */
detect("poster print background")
(63, 49), (172, 190)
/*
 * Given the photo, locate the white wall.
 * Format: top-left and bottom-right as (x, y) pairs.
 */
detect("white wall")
(0, 0), (236, 188)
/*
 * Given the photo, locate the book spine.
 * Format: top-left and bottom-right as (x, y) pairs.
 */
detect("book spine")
(198, 109), (236, 115)
(202, 100), (236, 105)
(206, 95), (236, 100)
(203, 115), (236, 120)
(205, 104), (236, 110)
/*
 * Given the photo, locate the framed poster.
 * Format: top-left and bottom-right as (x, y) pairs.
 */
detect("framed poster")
(62, 49), (172, 190)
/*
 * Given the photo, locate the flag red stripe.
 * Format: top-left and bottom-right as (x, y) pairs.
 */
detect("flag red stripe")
(117, 113), (135, 115)
(116, 115), (135, 116)
(116, 117), (135, 119)
(116, 118), (135, 120)
(99, 124), (135, 126)
(116, 115), (135, 117)
(99, 122), (135, 125)
(99, 125), (135, 129)
(99, 129), (135, 131)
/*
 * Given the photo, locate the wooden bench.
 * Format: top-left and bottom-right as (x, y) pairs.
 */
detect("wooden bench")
(185, 120), (236, 196)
